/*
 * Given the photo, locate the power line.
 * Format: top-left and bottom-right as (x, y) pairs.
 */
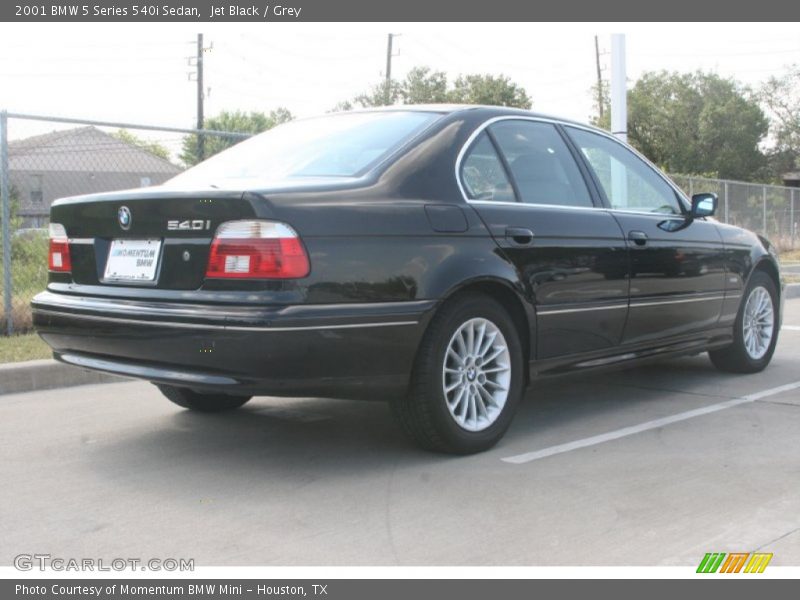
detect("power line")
(638, 47), (800, 58)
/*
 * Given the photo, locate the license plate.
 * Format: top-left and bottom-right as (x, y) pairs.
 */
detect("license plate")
(103, 239), (161, 283)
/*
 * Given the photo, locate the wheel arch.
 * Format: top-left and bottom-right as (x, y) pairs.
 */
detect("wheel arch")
(751, 256), (780, 290)
(749, 256), (782, 324)
(428, 276), (534, 386)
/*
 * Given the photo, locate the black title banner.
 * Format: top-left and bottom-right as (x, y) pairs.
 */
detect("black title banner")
(3, 0), (800, 21)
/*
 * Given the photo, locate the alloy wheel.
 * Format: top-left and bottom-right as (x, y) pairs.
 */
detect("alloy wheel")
(742, 286), (774, 360)
(442, 317), (512, 432)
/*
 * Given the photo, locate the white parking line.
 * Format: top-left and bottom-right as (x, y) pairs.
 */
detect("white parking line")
(784, 325), (800, 331)
(502, 380), (800, 464)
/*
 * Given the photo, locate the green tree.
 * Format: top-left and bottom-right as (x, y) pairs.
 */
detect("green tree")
(760, 64), (800, 179)
(180, 108), (294, 166)
(334, 67), (531, 110)
(357, 80), (402, 107)
(401, 67), (449, 104)
(447, 74), (531, 108)
(589, 80), (610, 128)
(111, 129), (171, 161)
(592, 71), (768, 181)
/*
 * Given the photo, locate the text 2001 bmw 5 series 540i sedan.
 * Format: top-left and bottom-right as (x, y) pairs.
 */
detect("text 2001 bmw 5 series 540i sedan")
(32, 106), (783, 454)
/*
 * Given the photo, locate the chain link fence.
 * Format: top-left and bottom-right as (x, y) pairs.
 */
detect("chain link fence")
(0, 111), (249, 336)
(669, 174), (798, 251)
(2, 112), (799, 338)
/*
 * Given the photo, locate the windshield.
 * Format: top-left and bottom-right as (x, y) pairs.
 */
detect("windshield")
(167, 111), (441, 186)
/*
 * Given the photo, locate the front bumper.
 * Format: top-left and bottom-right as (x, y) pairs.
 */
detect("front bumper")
(32, 290), (434, 399)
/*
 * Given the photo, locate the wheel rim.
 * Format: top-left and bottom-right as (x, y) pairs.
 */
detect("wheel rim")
(742, 286), (774, 360)
(442, 317), (512, 432)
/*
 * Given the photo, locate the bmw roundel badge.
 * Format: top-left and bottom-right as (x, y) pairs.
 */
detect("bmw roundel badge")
(118, 206), (132, 230)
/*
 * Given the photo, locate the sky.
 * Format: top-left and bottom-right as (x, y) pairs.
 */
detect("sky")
(0, 22), (798, 157)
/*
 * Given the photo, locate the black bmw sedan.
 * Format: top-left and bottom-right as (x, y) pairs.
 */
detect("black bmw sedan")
(32, 105), (783, 454)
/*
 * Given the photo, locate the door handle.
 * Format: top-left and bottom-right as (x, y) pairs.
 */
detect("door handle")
(505, 227), (535, 246)
(628, 230), (648, 246)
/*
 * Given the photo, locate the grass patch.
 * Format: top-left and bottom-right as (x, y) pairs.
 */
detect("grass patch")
(781, 249), (800, 263)
(1, 232), (49, 334)
(0, 333), (51, 363)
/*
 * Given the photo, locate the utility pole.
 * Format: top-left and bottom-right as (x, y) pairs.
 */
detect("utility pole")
(385, 33), (400, 105)
(196, 33), (205, 162)
(610, 33), (627, 143)
(594, 35), (604, 120)
(187, 35), (211, 161)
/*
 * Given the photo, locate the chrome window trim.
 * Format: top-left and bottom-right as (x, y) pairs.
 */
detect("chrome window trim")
(468, 199), (598, 212)
(454, 115), (692, 216)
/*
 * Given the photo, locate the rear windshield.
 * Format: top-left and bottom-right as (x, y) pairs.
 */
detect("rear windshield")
(167, 111), (440, 186)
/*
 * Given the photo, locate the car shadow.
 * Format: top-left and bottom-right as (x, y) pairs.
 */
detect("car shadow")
(83, 355), (740, 496)
(504, 355), (732, 444)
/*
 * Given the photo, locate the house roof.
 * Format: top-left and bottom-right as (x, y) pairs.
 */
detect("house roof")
(9, 126), (182, 174)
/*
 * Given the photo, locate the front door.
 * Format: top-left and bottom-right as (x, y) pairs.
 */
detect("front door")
(564, 126), (727, 345)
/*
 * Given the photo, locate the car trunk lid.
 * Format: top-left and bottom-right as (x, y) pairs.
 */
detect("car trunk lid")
(50, 189), (256, 290)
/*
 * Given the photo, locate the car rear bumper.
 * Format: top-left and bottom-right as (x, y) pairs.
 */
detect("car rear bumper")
(32, 290), (435, 399)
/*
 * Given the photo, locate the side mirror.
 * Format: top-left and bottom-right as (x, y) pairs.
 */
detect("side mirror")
(691, 193), (717, 218)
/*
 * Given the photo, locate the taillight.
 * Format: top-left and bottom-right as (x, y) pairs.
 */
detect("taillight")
(205, 220), (310, 279)
(48, 223), (72, 272)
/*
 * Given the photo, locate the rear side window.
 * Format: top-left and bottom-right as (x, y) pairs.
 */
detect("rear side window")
(565, 127), (682, 215)
(489, 121), (593, 208)
(460, 133), (516, 202)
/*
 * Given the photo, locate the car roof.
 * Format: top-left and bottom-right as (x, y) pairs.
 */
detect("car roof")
(342, 103), (594, 130)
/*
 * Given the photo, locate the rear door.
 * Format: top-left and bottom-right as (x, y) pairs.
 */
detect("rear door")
(564, 126), (727, 345)
(460, 119), (629, 359)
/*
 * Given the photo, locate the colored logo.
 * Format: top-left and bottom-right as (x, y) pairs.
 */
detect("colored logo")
(118, 206), (132, 230)
(697, 552), (773, 573)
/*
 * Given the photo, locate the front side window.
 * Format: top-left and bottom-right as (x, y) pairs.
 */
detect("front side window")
(489, 121), (593, 208)
(167, 111), (441, 187)
(459, 132), (516, 202)
(566, 127), (682, 215)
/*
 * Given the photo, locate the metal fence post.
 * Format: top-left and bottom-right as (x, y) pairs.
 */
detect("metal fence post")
(762, 187), (767, 236)
(723, 181), (729, 223)
(0, 110), (12, 335)
(792, 188), (797, 250)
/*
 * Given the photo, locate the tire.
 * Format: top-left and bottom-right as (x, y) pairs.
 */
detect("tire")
(157, 384), (252, 412)
(393, 292), (525, 454)
(709, 270), (779, 374)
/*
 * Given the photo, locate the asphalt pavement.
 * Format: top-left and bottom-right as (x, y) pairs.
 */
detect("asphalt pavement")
(2, 300), (800, 567)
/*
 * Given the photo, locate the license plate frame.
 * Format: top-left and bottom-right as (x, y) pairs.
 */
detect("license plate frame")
(103, 239), (162, 284)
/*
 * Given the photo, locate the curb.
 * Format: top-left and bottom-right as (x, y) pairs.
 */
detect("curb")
(0, 359), (127, 396)
(786, 283), (800, 300)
